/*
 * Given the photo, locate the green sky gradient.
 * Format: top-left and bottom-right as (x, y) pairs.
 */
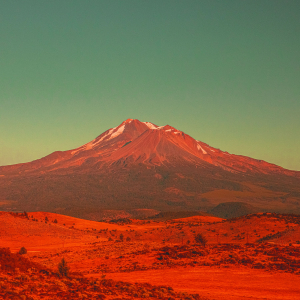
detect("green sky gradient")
(1, 0), (300, 170)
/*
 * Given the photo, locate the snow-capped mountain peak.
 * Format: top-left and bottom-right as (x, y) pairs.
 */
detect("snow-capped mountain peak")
(1, 119), (299, 179)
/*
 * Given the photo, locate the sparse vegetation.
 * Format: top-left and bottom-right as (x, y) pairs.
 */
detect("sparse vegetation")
(1, 211), (300, 299)
(194, 233), (207, 247)
(0, 248), (44, 273)
(58, 258), (69, 277)
(19, 247), (27, 255)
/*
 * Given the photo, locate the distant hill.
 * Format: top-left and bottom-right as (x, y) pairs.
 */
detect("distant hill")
(146, 211), (212, 221)
(209, 202), (260, 219)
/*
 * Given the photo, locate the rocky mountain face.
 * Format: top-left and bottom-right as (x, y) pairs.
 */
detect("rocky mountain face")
(0, 119), (299, 219)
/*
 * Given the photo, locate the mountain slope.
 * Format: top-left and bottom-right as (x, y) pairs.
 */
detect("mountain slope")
(0, 119), (299, 219)
(1, 119), (299, 177)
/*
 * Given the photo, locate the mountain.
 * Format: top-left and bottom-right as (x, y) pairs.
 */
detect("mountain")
(0, 119), (300, 219)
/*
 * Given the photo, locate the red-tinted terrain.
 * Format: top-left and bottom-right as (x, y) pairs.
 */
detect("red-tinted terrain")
(1, 211), (300, 299)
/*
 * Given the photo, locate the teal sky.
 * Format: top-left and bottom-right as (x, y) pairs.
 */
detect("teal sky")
(1, 0), (300, 170)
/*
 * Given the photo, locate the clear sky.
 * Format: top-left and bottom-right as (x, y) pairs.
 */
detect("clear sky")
(1, 0), (300, 170)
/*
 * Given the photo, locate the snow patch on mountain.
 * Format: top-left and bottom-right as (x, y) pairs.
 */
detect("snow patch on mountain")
(96, 128), (114, 143)
(108, 125), (125, 140)
(71, 141), (94, 155)
(197, 143), (207, 155)
(93, 123), (125, 145)
(144, 122), (158, 129)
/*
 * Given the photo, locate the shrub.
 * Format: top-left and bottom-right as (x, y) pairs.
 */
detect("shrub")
(58, 258), (69, 277)
(194, 233), (207, 247)
(19, 247), (27, 255)
(0, 247), (43, 273)
(101, 270), (106, 279)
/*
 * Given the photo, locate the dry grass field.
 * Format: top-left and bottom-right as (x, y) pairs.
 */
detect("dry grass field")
(1, 211), (300, 299)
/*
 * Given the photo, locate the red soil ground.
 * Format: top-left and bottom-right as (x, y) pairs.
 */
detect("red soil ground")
(1, 211), (300, 299)
(106, 266), (300, 300)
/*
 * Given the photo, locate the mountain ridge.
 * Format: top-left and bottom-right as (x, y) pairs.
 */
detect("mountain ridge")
(0, 119), (299, 219)
(1, 119), (299, 177)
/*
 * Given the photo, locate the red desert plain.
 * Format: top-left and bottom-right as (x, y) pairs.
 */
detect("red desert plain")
(1, 211), (300, 299)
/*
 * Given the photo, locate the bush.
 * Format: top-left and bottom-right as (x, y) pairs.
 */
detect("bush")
(194, 233), (207, 247)
(58, 258), (69, 277)
(19, 247), (27, 255)
(0, 247), (43, 273)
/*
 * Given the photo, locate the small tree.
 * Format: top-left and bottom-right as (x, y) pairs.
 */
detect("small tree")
(194, 233), (207, 247)
(19, 247), (27, 255)
(58, 258), (69, 277)
(119, 233), (124, 242)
